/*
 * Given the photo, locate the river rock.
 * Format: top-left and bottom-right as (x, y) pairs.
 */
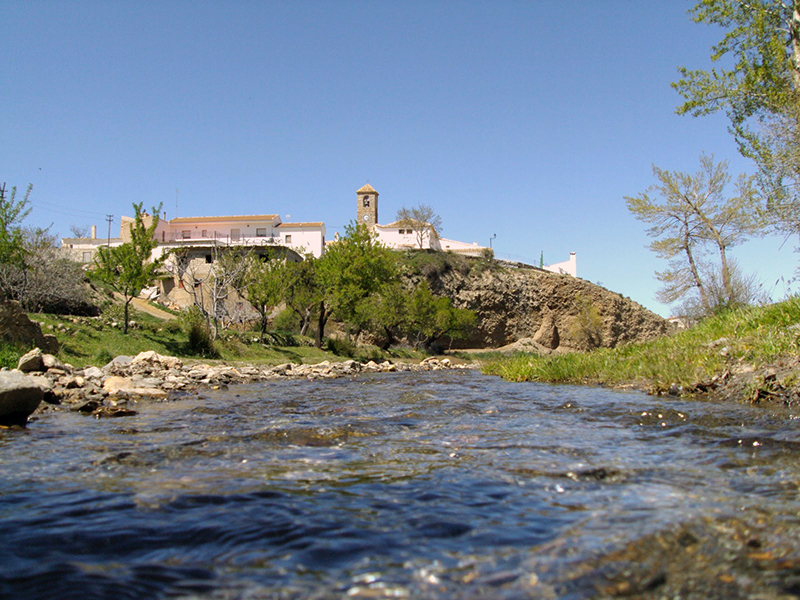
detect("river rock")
(17, 348), (44, 373)
(0, 371), (44, 426)
(42, 354), (68, 372)
(103, 355), (133, 374)
(82, 366), (104, 380)
(103, 376), (168, 399)
(0, 301), (59, 354)
(131, 351), (183, 372)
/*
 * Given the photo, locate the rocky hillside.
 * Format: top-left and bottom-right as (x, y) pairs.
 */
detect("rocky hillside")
(404, 253), (667, 351)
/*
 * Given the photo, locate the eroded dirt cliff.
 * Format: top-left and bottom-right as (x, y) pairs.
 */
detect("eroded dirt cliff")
(418, 261), (667, 351)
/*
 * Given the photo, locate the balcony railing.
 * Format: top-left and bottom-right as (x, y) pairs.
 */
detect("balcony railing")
(158, 232), (282, 246)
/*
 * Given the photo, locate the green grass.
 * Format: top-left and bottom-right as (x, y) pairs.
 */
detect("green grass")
(483, 297), (800, 392)
(26, 307), (430, 369)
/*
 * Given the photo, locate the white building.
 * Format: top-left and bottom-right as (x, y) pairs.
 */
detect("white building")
(542, 252), (577, 277)
(354, 184), (489, 257)
(353, 183), (576, 273)
(63, 213), (326, 261)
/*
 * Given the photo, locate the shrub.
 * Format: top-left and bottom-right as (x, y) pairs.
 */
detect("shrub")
(0, 342), (24, 369)
(94, 348), (113, 366)
(326, 336), (356, 357)
(273, 307), (300, 333)
(181, 306), (218, 358)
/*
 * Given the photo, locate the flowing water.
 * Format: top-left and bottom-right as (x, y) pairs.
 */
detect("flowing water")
(3, 370), (800, 599)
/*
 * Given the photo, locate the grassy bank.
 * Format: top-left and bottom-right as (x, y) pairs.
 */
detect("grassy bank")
(483, 297), (800, 394)
(1, 306), (420, 370)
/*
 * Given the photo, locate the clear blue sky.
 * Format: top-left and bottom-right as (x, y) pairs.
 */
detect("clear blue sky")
(2, 1), (794, 316)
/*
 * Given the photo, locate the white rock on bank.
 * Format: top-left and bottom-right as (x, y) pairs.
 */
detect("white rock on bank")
(0, 371), (44, 425)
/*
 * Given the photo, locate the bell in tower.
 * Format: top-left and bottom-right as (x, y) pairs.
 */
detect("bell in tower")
(356, 184), (378, 226)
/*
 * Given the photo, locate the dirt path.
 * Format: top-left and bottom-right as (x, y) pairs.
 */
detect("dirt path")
(130, 297), (177, 320)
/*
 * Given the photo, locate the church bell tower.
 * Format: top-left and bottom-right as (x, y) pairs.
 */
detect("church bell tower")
(356, 184), (378, 226)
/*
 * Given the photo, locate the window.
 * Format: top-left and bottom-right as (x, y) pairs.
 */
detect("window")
(161, 232), (165, 242)
(363, 196), (370, 207)
(256, 228), (267, 237)
(407, 228), (414, 234)
(399, 229), (405, 234)
(82, 251), (92, 263)
(201, 229), (208, 238)
(230, 228), (240, 241)
(284, 234), (292, 244)
(182, 230), (191, 239)
(205, 255), (212, 264)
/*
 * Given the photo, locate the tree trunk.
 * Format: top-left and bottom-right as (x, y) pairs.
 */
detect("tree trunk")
(315, 301), (328, 349)
(299, 306), (311, 337)
(381, 325), (395, 351)
(123, 296), (131, 334)
(260, 308), (268, 341)
(718, 243), (733, 305)
(683, 229), (708, 311)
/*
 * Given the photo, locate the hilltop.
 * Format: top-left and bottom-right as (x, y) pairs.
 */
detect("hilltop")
(399, 251), (667, 351)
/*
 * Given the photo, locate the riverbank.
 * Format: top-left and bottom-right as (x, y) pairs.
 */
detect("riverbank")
(482, 297), (800, 407)
(18, 349), (474, 423)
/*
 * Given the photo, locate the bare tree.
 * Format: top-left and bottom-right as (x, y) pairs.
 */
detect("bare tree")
(171, 244), (253, 339)
(395, 204), (443, 249)
(69, 225), (90, 238)
(626, 154), (762, 314)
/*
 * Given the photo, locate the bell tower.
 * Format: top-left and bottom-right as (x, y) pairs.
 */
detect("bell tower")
(356, 184), (378, 226)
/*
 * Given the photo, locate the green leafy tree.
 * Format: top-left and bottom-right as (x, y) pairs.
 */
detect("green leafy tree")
(355, 281), (410, 350)
(395, 204), (443, 249)
(281, 254), (318, 336)
(625, 155), (762, 314)
(405, 279), (476, 350)
(92, 202), (163, 334)
(0, 183), (32, 272)
(245, 254), (286, 340)
(673, 0), (800, 233)
(314, 222), (398, 348)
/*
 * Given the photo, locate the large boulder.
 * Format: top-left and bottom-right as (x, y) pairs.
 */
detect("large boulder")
(0, 371), (44, 426)
(0, 301), (59, 354)
(17, 348), (44, 373)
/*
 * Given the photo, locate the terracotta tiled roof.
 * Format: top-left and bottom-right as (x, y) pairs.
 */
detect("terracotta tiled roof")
(276, 222), (325, 228)
(169, 214), (279, 224)
(357, 183), (377, 194)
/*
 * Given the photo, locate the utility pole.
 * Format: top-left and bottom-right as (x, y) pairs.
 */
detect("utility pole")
(106, 215), (113, 248)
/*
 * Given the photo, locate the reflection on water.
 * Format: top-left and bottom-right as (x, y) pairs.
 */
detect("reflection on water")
(2, 370), (800, 598)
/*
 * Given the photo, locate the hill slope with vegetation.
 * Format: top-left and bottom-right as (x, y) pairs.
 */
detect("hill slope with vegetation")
(483, 297), (800, 406)
(400, 251), (667, 351)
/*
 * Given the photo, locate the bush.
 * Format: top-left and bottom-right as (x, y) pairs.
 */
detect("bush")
(326, 336), (356, 357)
(94, 348), (113, 366)
(0, 229), (98, 315)
(181, 306), (218, 358)
(401, 250), (470, 279)
(355, 345), (384, 363)
(0, 342), (24, 369)
(273, 307), (300, 333)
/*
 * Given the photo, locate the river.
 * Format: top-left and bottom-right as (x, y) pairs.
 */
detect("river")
(2, 370), (800, 599)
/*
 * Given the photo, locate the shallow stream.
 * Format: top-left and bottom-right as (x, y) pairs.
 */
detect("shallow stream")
(3, 370), (800, 599)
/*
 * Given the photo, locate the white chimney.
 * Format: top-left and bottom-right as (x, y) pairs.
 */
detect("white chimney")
(91, 225), (97, 239)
